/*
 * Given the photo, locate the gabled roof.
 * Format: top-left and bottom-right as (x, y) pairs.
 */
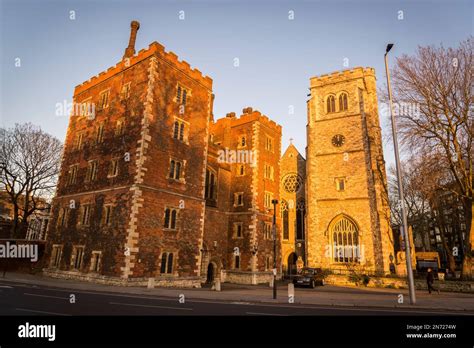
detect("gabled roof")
(281, 143), (305, 161)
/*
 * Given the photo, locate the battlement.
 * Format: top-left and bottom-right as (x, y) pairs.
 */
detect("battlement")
(74, 41), (212, 95)
(310, 67), (376, 88)
(213, 107), (281, 133)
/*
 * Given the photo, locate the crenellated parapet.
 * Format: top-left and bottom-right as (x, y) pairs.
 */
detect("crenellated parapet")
(310, 67), (376, 89)
(74, 40), (212, 96)
(213, 107), (282, 134)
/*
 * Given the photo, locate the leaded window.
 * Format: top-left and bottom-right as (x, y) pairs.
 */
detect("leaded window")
(332, 216), (359, 263)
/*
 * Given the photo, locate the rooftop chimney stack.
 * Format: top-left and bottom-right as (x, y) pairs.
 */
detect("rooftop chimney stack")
(123, 20), (140, 59)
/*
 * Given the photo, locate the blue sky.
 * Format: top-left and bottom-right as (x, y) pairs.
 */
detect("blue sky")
(1, 0), (472, 167)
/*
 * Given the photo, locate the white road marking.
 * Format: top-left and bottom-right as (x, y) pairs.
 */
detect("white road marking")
(246, 312), (286, 316)
(0, 285), (13, 288)
(2, 281), (472, 315)
(109, 301), (193, 311)
(24, 292), (68, 300)
(15, 308), (71, 316)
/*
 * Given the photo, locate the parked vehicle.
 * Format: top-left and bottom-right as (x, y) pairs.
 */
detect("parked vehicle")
(292, 268), (325, 288)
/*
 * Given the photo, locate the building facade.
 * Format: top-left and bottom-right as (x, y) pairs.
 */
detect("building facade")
(45, 22), (395, 286)
(305, 67), (394, 275)
(202, 108), (281, 285)
(45, 22), (281, 286)
(280, 143), (306, 275)
(45, 22), (214, 286)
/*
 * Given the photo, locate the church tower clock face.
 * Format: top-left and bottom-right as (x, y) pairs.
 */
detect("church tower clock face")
(332, 134), (345, 147)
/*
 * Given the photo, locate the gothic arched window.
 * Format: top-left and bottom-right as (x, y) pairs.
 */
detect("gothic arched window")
(327, 95), (336, 113)
(205, 168), (217, 201)
(331, 216), (359, 263)
(296, 200), (305, 240)
(173, 121), (179, 139)
(281, 200), (289, 240)
(339, 93), (348, 111)
(167, 253), (174, 274)
(160, 252), (174, 274)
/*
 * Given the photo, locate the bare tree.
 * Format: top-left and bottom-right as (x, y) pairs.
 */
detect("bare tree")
(0, 123), (62, 238)
(390, 37), (473, 278)
(418, 152), (463, 273)
(388, 157), (431, 251)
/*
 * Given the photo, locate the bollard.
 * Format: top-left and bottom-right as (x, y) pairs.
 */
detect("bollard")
(288, 283), (294, 297)
(147, 277), (155, 289)
(288, 283), (295, 303)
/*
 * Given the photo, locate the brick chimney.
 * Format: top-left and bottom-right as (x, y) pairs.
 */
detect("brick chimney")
(123, 20), (140, 59)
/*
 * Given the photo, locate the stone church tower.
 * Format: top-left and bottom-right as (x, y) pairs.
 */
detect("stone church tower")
(306, 67), (394, 275)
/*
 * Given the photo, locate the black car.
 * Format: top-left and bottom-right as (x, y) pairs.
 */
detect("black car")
(292, 268), (325, 288)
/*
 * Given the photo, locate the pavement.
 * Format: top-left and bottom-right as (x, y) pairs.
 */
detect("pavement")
(0, 272), (473, 315)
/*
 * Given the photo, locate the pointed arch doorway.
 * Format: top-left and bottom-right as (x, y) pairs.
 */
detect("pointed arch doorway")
(206, 263), (215, 284)
(287, 252), (298, 276)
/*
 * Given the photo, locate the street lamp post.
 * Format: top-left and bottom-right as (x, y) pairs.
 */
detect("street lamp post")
(271, 199), (278, 300)
(384, 43), (416, 305)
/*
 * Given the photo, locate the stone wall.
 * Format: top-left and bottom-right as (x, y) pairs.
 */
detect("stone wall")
(43, 269), (201, 288)
(221, 270), (275, 285)
(325, 274), (474, 293)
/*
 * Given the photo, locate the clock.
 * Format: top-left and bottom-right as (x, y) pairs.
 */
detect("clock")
(332, 134), (345, 147)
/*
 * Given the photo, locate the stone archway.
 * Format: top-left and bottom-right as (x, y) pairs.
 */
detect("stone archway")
(206, 262), (215, 283)
(287, 252), (298, 276)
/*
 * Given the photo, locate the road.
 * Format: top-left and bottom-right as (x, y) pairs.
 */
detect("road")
(0, 279), (471, 316)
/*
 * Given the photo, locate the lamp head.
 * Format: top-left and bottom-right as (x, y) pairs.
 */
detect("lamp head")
(386, 43), (394, 54)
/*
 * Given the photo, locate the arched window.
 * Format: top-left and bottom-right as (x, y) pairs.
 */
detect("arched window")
(164, 209), (170, 228)
(175, 162), (181, 179)
(296, 200), (305, 240)
(339, 93), (348, 111)
(265, 256), (272, 271)
(167, 253), (174, 274)
(327, 95), (336, 113)
(173, 121), (179, 139)
(234, 255), (240, 269)
(331, 216), (359, 263)
(179, 123), (185, 141)
(182, 89), (187, 105)
(164, 208), (178, 230)
(160, 252), (174, 274)
(205, 168), (217, 200)
(209, 172), (215, 198)
(169, 160), (175, 178)
(281, 200), (289, 240)
(170, 210), (177, 229)
(160, 253), (167, 273)
(176, 86), (182, 102)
